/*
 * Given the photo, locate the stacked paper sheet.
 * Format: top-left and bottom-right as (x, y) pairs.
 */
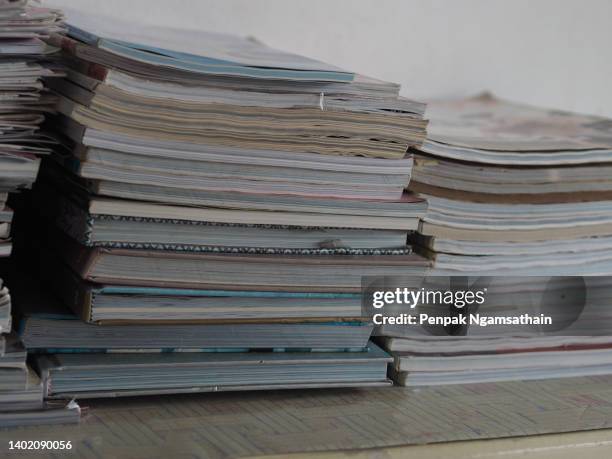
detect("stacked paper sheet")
(20, 9), (432, 398)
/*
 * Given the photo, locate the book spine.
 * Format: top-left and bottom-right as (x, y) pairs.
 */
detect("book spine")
(74, 284), (94, 323)
(46, 227), (102, 282)
(33, 181), (92, 245)
(49, 114), (87, 144)
(46, 78), (96, 108)
(88, 240), (412, 256)
(30, 356), (57, 398)
(37, 246), (95, 323)
(56, 95), (78, 119)
(47, 34), (110, 82)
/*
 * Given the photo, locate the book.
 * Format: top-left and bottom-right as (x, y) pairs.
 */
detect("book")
(391, 362), (612, 386)
(0, 333), (27, 367)
(56, 51), (404, 99)
(0, 400), (81, 428)
(87, 181), (425, 225)
(59, 8), (355, 82)
(50, 228), (429, 291)
(34, 342), (392, 399)
(0, 367), (43, 412)
(381, 334), (612, 354)
(48, 267), (367, 323)
(21, 315), (374, 351)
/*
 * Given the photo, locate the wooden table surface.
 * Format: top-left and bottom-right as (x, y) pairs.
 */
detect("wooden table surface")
(2, 375), (612, 458)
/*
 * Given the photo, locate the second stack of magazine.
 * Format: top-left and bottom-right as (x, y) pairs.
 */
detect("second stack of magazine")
(21, 10), (431, 398)
(380, 93), (612, 388)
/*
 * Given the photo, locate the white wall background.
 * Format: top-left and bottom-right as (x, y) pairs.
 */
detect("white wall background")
(48, 0), (612, 117)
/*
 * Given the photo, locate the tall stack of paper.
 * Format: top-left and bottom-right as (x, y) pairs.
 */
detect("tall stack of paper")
(23, 9), (430, 398)
(0, 0), (80, 426)
(0, 0), (62, 320)
(380, 93), (612, 387)
(0, 0), (64, 256)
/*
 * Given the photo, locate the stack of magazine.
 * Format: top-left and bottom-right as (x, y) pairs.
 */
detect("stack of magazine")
(0, 0), (64, 257)
(378, 275), (612, 386)
(22, 9), (430, 399)
(0, 315), (80, 427)
(410, 93), (612, 274)
(0, 0), (79, 426)
(379, 93), (612, 386)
